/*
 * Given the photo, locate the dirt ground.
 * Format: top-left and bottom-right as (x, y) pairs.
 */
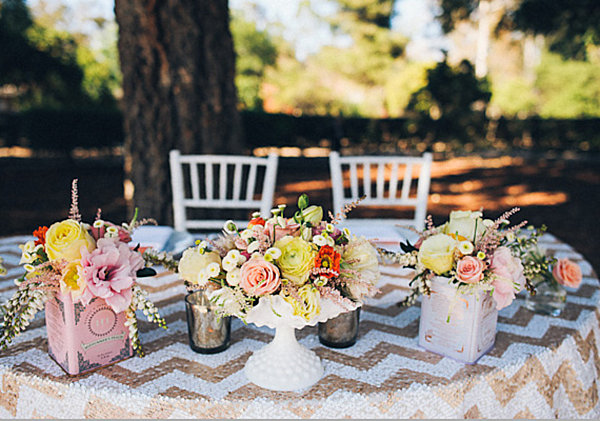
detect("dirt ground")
(1, 153), (598, 273)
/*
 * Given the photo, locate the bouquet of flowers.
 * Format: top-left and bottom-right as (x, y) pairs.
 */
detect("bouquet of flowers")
(379, 208), (548, 310)
(177, 194), (381, 324)
(0, 180), (166, 357)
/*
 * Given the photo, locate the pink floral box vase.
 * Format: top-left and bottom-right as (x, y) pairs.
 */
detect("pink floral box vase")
(45, 291), (133, 376)
(418, 277), (498, 364)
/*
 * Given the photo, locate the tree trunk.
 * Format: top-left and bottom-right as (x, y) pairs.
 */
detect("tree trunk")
(115, 0), (242, 224)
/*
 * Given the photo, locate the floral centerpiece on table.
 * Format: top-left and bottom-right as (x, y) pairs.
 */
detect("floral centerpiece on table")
(0, 180), (167, 358)
(178, 194), (380, 323)
(177, 194), (381, 391)
(379, 209), (582, 311)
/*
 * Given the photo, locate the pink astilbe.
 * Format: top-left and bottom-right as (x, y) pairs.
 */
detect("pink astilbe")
(316, 286), (355, 310)
(79, 238), (144, 313)
(68, 179), (82, 222)
(477, 207), (525, 256)
(19, 260), (67, 292)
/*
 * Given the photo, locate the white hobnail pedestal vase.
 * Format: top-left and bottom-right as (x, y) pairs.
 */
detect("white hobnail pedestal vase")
(244, 324), (323, 391)
(243, 294), (352, 391)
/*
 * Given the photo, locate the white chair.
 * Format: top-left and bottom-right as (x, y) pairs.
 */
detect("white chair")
(329, 151), (432, 245)
(169, 151), (279, 231)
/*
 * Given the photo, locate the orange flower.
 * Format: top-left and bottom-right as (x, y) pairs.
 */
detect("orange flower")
(248, 217), (265, 228)
(33, 226), (48, 246)
(314, 245), (341, 278)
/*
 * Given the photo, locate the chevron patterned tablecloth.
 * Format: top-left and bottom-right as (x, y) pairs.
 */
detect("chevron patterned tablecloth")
(0, 233), (598, 418)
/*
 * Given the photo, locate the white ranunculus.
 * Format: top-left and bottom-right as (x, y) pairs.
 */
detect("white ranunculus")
(343, 237), (380, 285)
(444, 210), (486, 240)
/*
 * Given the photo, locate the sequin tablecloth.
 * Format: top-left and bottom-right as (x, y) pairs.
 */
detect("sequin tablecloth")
(0, 233), (598, 419)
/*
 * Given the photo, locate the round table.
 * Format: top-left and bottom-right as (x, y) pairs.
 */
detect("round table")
(0, 233), (598, 418)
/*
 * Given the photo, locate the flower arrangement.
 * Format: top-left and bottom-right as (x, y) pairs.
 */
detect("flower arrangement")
(0, 180), (167, 357)
(379, 208), (555, 310)
(177, 194), (381, 323)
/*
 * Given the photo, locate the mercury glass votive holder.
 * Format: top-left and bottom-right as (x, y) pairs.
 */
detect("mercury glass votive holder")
(185, 290), (231, 354)
(318, 308), (361, 348)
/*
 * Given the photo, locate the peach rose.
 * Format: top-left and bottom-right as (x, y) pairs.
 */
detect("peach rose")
(553, 258), (582, 288)
(239, 256), (281, 296)
(456, 256), (485, 284)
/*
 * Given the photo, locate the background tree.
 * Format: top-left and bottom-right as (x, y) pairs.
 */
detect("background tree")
(115, 0), (242, 224)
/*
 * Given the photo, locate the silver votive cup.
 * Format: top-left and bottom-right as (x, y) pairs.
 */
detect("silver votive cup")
(318, 308), (360, 348)
(185, 290), (231, 354)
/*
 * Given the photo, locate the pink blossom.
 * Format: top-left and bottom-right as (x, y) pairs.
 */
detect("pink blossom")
(79, 238), (144, 313)
(553, 259), (582, 288)
(234, 237), (249, 250)
(265, 219), (301, 241)
(490, 246), (525, 310)
(239, 256), (281, 296)
(456, 256), (486, 284)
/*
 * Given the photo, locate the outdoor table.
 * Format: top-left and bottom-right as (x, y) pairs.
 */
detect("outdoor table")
(0, 232), (598, 418)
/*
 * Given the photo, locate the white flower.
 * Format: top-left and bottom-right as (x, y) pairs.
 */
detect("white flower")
(222, 257), (237, 272)
(325, 223), (335, 233)
(265, 247), (282, 260)
(106, 226), (119, 236)
(223, 220), (237, 234)
(206, 262), (221, 277)
(483, 219), (494, 227)
(93, 220), (104, 228)
(24, 264), (35, 273)
(247, 241), (261, 254)
(506, 232), (516, 242)
(458, 240), (474, 255)
(252, 211), (261, 218)
(225, 249), (242, 263)
(343, 228), (351, 237)
(313, 235), (327, 247)
(240, 229), (254, 240)
(226, 268), (241, 286)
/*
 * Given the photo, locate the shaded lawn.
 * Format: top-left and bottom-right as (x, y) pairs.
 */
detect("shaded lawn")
(1, 154), (598, 274)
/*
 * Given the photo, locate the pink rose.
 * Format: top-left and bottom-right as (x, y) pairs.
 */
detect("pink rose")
(79, 238), (145, 313)
(553, 259), (582, 288)
(265, 219), (301, 242)
(456, 256), (486, 284)
(490, 246), (525, 310)
(239, 256), (281, 296)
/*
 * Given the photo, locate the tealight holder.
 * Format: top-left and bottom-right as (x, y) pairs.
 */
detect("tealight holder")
(318, 307), (360, 348)
(185, 290), (231, 354)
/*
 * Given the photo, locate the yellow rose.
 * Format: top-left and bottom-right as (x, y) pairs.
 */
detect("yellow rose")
(178, 248), (221, 284)
(301, 205), (323, 225)
(273, 236), (316, 285)
(60, 262), (86, 301)
(443, 210), (485, 241)
(282, 284), (320, 321)
(418, 234), (456, 275)
(45, 220), (96, 261)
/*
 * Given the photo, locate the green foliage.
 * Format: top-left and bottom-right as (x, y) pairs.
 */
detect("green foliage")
(536, 53), (600, 118)
(231, 12), (278, 110)
(491, 78), (538, 117)
(384, 61), (431, 117)
(0, 0), (117, 109)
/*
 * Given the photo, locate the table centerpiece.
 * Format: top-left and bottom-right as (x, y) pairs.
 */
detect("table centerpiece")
(0, 180), (167, 375)
(178, 194), (380, 391)
(378, 208), (562, 363)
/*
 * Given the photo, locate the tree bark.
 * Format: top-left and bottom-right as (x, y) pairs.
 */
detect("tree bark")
(115, 0), (242, 224)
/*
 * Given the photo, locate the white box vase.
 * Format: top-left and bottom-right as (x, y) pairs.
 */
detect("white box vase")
(418, 276), (498, 364)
